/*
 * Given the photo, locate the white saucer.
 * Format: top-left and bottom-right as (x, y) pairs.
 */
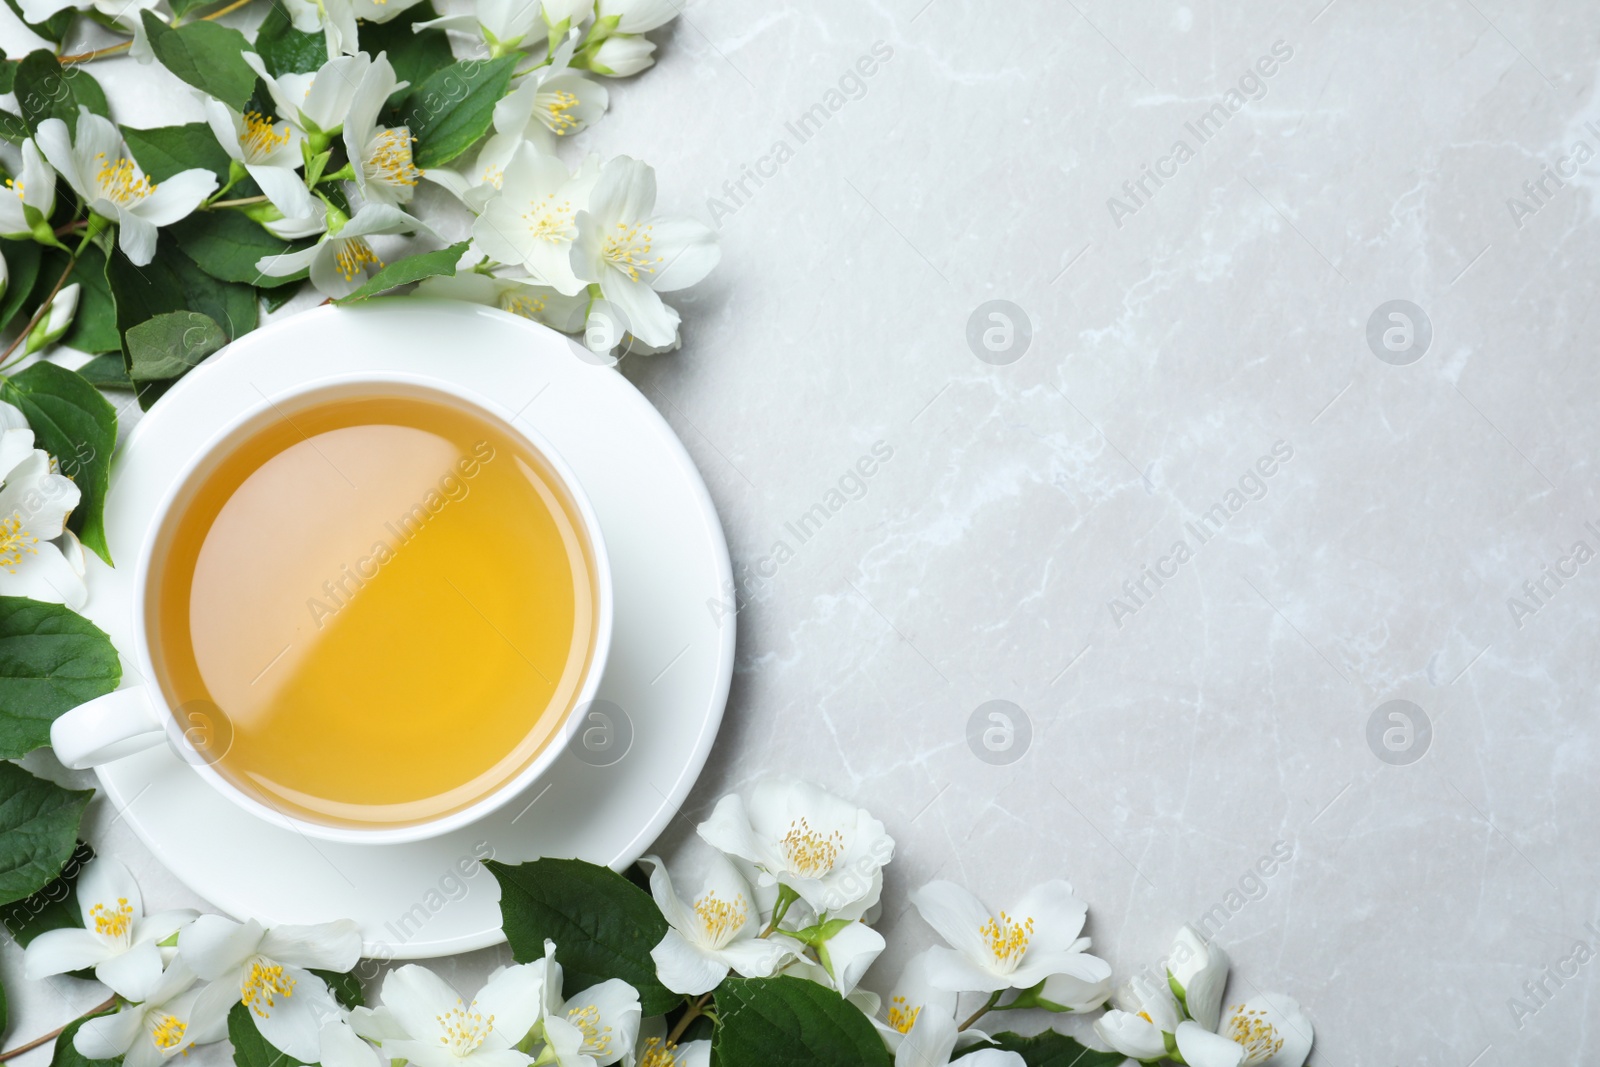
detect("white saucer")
(78, 300), (734, 958)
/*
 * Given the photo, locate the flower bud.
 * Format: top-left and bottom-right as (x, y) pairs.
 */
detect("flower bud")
(26, 283), (80, 355)
(597, 0), (679, 33)
(1167, 924), (1229, 1030)
(588, 34), (656, 77)
(542, 0), (594, 28)
(0, 249), (8, 305)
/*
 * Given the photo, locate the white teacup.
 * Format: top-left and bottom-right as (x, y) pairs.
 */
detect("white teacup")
(51, 371), (614, 845)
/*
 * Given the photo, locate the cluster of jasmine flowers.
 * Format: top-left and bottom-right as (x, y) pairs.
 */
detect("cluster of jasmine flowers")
(0, 0), (716, 363)
(27, 779), (1313, 1067)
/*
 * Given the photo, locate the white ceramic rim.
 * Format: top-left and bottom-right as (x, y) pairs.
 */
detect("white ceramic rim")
(122, 367), (616, 846)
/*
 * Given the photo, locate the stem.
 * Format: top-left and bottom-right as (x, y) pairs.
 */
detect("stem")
(665, 993), (712, 1045)
(59, 0), (255, 63)
(59, 41), (130, 64)
(0, 252), (78, 368)
(0, 996), (117, 1061)
(206, 195), (269, 209)
(760, 884), (800, 937)
(186, 0), (254, 20)
(957, 990), (1003, 1032)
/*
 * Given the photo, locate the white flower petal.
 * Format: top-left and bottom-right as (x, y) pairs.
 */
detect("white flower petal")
(1225, 993), (1313, 1067)
(716, 935), (794, 981)
(254, 970), (342, 1061)
(116, 212), (160, 266)
(319, 1020), (383, 1067)
(32, 119), (82, 200)
(1093, 1009), (1168, 1062)
(180, 915), (265, 979)
(23, 928), (116, 981)
(895, 1009), (957, 1067)
(247, 165), (317, 223)
(909, 882), (993, 967)
(75, 1008), (145, 1059)
(257, 244), (323, 278)
(0, 540), (88, 608)
(95, 939), (165, 1000)
(639, 856), (699, 937)
(470, 962), (545, 1050)
(260, 919), (362, 970)
(1176, 1020), (1245, 1067)
(598, 271), (676, 347)
(648, 927), (727, 996)
(644, 217), (718, 293)
(135, 168), (217, 227)
(378, 964), (459, 1045)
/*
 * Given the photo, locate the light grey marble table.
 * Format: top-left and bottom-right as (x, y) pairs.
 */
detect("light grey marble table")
(3, 2), (1597, 1064)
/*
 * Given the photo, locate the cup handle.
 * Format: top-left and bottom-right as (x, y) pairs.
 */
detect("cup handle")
(51, 687), (165, 769)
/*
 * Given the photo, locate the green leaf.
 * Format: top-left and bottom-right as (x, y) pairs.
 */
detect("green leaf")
(0, 239), (41, 332)
(488, 858), (677, 1015)
(61, 246), (119, 355)
(123, 122), (234, 184)
(2, 0), (73, 46)
(0, 761), (93, 907)
(142, 14), (258, 112)
(126, 311), (226, 381)
(0, 51), (13, 95)
(252, 0), (326, 77)
(955, 1031), (1128, 1067)
(360, 3), (454, 111)
(261, 280), (302, 315)
(76, 354), (134, 389)
(713, 976), (893, 1067)
(311, 969), (364, 1010)
(0, 365), (118, 565)
(337, 241), (470, 303)
(0, 110), (27, 145)
(107, 245), (258, 408)
(168, 211), (304, 287)
(0, 597), (121, 758)
(169, 0), (231, 17)
(400, 56), (518, 168)
(108, 246), (258, 342)
(50, 1010), (121, 1067)
(228, 1002), (307, 1067)
(13, 52), (108, 136)
(1, 839), (92, 947)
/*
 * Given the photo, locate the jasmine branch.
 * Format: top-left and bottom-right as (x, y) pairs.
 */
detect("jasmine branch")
(0, 995), (117, 1062)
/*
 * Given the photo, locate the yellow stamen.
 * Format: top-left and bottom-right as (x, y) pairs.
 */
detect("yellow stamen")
(90, 898), (134, 939)
(435, 1000), (496, 1056)
(366, 127), (422, 188)
(539, 90), (581, 135)
(5, 177), (21, 197)
(241, 959), (295, 1016)
(333, 238), (382, 282)
(0, 513), (40, 573)
(524, 193), (577, 242)
(149, 1013), (187, 1051)
(979, 911), (1033, 966)
(566, 1004), (611, 1055)
(95, 153), (154, 206)
(241, 111), (291, 160)
(887, 995), (920, 1035)
(1225, 1004), (1285, 1064)
(638, 1036), (684, 1067)
(693, 890), (748, 943)
(779, 818), (842, 878)
(500, 292), (548, 320)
